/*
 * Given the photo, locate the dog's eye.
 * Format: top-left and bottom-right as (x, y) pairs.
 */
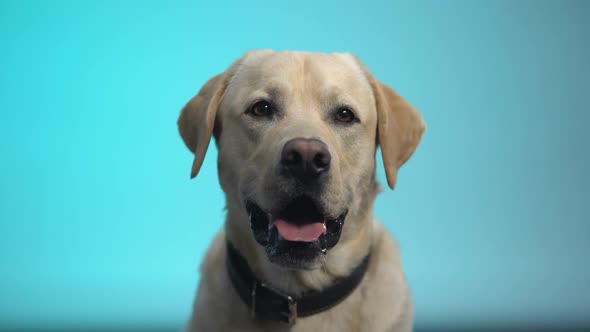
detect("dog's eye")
(247, 100), (275, 118)
(334, 107), (357, 123)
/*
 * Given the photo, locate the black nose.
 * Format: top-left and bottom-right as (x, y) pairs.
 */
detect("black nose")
(281, 138), (331, 183)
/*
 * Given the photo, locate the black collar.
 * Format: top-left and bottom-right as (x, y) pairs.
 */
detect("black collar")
(226, 241), (371, 325)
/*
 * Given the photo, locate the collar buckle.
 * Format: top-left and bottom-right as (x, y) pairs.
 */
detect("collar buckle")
(251, 281), (298, 326)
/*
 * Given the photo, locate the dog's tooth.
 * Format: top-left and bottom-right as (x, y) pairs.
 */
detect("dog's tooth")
(319, 234), (327, 253)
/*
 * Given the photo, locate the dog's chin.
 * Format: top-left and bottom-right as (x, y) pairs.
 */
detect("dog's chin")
(267, 238), (327, 270)
(246, 196), (348, 270)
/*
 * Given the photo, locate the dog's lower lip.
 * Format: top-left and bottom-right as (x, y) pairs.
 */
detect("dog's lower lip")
(247, 201), (272, 246)
(319, 234), (327, 252)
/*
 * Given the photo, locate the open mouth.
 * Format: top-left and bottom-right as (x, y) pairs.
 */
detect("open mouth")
(246, 196), (347, 268)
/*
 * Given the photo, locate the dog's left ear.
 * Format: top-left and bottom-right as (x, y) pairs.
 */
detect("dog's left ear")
(367, 75), (426, 190)
(177, 71), (230, 179)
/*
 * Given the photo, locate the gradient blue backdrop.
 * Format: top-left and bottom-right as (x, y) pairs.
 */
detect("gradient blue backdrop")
(1, 0), (589, 330)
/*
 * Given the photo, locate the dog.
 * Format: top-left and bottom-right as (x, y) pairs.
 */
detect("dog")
(178, 50), (425, 331)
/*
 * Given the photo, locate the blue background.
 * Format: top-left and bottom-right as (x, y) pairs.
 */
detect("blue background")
(1, 0), (588, 330)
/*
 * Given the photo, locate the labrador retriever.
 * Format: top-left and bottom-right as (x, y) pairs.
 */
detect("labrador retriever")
(178, 50), (425, 332)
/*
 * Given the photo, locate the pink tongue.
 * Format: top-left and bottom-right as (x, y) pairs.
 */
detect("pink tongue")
(273, 219), (326, 242)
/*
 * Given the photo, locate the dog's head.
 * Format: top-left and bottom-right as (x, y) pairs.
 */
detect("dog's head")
(178, 51), (425, 269)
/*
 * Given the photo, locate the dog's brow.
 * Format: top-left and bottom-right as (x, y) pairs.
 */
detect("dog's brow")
(321, 86), (345, 99)
(266, 85), (287, 100)
(320, 86), (358, 109)
(254, 82), (289, 102)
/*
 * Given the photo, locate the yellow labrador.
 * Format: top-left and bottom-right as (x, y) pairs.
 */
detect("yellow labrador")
(178, 50), (425, 332)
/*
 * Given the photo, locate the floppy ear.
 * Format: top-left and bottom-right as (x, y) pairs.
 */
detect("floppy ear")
(177, 72), (229, 179)
(369, 77), (426, 189)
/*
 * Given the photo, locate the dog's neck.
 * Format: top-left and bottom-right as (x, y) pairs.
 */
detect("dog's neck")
(224, 202), (374, 296)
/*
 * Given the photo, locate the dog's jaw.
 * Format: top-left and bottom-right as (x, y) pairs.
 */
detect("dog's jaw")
(223, 196), (374, 296)
(246, 197), (348, 270)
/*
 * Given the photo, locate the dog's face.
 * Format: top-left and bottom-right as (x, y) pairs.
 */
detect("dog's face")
(179, 51), (425, 270)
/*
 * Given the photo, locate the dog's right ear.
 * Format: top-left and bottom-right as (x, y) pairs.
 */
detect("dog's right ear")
(177, 72), (229, 179)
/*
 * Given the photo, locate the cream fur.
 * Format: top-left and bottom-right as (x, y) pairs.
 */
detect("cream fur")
(178, 51), (425, 332)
